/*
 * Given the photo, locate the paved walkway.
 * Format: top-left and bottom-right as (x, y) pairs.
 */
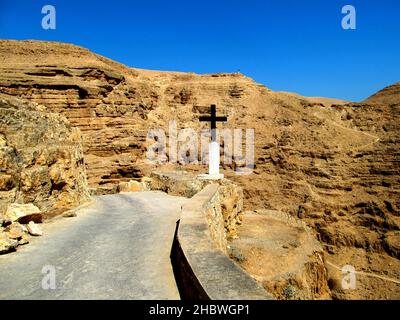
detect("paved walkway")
(0, 192), (186, 299)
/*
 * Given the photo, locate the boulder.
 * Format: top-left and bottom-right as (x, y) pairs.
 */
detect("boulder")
(0, 94), (90, 219)
(62, 210), (77, 218)
(3, 203), (42, 224)
(150, 171), (208, 198)
(18, 234), (29, 245)
(118, 180), (146, 193)
(26, 221), (43, 236)
(0, 232), (18, 254)
(4, 222), (25, 239)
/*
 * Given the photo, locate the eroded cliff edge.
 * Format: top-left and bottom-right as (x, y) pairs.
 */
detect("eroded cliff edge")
(0, 40), (399, 299)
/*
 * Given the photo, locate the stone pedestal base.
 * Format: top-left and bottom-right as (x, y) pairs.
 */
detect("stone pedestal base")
(197, 173), (224, 180)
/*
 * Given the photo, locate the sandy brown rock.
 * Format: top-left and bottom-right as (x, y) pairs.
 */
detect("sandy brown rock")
(325, 247), (400, 300)
(364, 82), (400, 105)
(230, 210), (330, 300)
(18, 234), (29, 246)
(3, 203), (42, 224)
(4, 222), (25, 240)
(0, 231), (18, 254)
(150, 170), (209, 198)
(0, 39), (398, 298)
(26, 221), (43, 236)
(117, 180), (147, 193)
(0, 94), (90, 218)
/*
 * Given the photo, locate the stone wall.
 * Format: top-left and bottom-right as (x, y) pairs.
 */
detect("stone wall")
(201, 183), (244, 254)
(150, 171), (244, 249)
(172, 183), (273, 300)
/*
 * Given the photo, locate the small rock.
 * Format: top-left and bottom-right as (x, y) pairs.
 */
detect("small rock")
(283, 285), (298, 299)
(229, 246), (246, 262)
(297, 205), (308, 219)
(4, 222), (25, 239)
(4, 203), (43, 225)
(63, 210), (77, 218)
(18, 234), (29, 245)
(27, 221), (43, 236)
(118, 180), (145, 193)
(0, 232), (18, 254)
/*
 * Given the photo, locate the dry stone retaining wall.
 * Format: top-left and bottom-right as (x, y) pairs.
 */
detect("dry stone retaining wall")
(172, 183), (273, 300)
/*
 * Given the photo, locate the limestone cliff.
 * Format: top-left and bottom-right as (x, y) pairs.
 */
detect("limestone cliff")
(0, 94), (89, 218)
(0, 40), (399, 298)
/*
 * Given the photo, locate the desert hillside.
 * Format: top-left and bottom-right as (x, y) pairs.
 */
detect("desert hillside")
(364, 82), (400, 105)
(0, 40), (399, 299)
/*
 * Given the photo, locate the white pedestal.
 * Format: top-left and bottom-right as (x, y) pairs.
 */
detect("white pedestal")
(197, 141), (224, 180)
(197, 173), (224, 180)
(209, 141), (220, 175)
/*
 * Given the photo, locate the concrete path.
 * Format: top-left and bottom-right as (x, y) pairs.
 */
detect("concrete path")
(0, 192), (186, 300)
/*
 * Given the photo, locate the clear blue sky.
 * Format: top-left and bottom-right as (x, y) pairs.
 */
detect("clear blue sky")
(0, 0), (399, 101)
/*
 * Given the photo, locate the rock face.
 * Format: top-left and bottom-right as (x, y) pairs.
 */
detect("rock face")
(364, 82), (400, 105)
(0, 40), (398, 298)
(230, 210), (330, 300)
(0, 93), (89, 254)
(150, 171), (209, 198)
(0, 40), (153, 190)
(3, 203), (42, 224)
(0, 94), (90, 218)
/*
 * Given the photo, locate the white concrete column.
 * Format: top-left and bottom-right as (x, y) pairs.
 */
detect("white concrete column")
(209, 141), (220, 175)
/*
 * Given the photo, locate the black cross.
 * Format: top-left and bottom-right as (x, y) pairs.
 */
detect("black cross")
(199, 104), (227, 142)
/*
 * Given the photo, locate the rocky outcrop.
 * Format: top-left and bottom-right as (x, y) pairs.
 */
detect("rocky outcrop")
(0, 94), (90, 218)
(0, 40), (157, 189)
(150, 171), (209, 198)
(0, 93), (89, 253)
(230, 210), (330, 300)
(3, 203), (42, 224)
(364, 82), (400, 105)
(0, 40), (398, 298)
(1, 41), (397, 222)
